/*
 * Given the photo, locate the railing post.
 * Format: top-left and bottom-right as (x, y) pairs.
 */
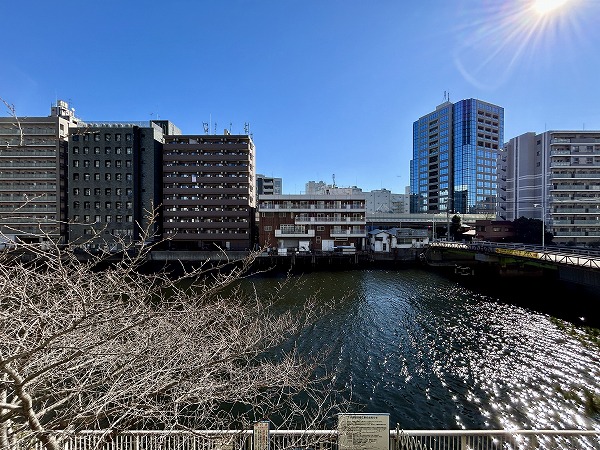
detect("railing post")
(460, 434), (467, 450)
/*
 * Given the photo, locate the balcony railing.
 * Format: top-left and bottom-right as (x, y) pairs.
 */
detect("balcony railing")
(275, 229), (316, 238)
(330, 229), (366, 237)
(15, 429), (600, 450)
(295, 217), (365, 224)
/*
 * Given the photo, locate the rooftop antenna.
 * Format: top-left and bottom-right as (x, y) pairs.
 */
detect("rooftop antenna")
(444, 91), (447, 102)
(332, 173), (336, 188)
(202, 122), (209, 134)
(229, 122), (232, 134)
(244, 122), (250, 134)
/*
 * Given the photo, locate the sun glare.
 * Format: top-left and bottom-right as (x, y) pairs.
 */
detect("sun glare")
(532, 0), (570, 15)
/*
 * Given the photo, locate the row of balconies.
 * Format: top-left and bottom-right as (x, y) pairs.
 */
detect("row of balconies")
(259, 204), (364, 210)
(0, 173), (56, 179)
(0, 185), (56, 191)
(551, 148), (600, 155)
(294, 217), (365, 224)
(0, 162), (56, 168)
(551, 161), (600, 167)
(551, 185), (600, 191)
(551, 172), (600, 178)
(553, 231), (600, 237)
(551, 137), (600, 144)
(552, 220), (600, 225)
(0, 151), (57, 157)
(274, 229), (366, 238)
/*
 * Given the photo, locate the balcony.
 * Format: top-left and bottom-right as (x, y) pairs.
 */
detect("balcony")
(295, 217), (365, 225)
(330, 229), (366, 237)
(275, 229), (316, 238)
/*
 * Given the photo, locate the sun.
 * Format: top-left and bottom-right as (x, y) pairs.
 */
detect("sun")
(532, 0), (571, 15)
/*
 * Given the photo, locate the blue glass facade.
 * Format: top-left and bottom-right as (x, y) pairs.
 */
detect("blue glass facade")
(410, 99), (503, 214)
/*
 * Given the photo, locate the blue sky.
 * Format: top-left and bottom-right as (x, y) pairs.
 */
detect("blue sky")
(2, 0), (600, 194)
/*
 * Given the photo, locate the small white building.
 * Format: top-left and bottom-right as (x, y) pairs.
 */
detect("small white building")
(368, 227), (429, 253)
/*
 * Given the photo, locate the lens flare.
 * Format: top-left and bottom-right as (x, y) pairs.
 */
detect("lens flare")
(532, 0), (570, 15)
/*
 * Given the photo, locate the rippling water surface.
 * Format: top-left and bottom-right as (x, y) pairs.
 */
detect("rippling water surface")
(244, 269), (600, 430)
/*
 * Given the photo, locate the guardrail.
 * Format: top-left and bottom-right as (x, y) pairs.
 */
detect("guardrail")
(17, 429), (600, 450)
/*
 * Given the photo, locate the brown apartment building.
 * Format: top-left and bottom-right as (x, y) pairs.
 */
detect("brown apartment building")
(257, 194), (366, 254)
(162, 132), (256, 250)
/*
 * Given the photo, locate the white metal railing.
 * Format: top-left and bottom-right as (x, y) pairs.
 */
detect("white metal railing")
(17, 429), (600, 450)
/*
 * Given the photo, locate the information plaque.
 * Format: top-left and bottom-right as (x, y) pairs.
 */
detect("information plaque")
(338, 413), (390, 450)
(253, 420), (270, 450)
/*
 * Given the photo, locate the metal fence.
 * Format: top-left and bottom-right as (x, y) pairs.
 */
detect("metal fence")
(17, 429), (600, 450)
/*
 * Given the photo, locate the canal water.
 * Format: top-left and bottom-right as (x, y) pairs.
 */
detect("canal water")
(241, 268), (600, 430)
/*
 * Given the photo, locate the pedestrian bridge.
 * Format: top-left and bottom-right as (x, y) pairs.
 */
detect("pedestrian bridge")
(429, 241), (600, 270)
(424, 241), (600, 290)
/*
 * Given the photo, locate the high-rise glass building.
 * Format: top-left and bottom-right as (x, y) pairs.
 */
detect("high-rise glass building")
(410, 98), (504, 215)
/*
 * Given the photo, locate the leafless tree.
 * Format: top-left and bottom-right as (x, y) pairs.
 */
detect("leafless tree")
(0, 99), (349, 450)
(0, 217), (348, 450)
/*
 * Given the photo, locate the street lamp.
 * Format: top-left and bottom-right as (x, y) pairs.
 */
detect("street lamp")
(533, 203), (545, 247)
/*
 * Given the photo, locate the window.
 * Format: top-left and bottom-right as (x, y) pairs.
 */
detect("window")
(115, 133), (121, 141)
(94, 160), (100, 168)
(105, 201), (112, 209)
(264, 226), (272, 231)
(84, 215), (91, 223)
(125, 133), (132, 141)
(94, 147), (100, 154)
(116, 201), (122, 209)
(115, 160), (122, 168)
(115, 173), (122, 181)
(94, 134), (100, 142)
(95, 215), (101, 223)
(94, 188), (101, 195)
(105, 215), (112, 223)
(105, 133), (111, 141)
(83, 160), (90, 168)
(83, 173), (90, 181)
(125, 160), (132, 168)
(105, 160), (111, 168)
(73, 173), (80, 181)
(105, 147), (111, 155)
(73, 215), (80, 222)
(72, 135), (80, 142)
(126, 201), (132, 209)
(73, 201), (80, 209)
(94, 173), (100, 181)
(115, 147), (122, 154)
(116, 188), (122, 195)
(94, 201), (100, 209)
(126, 188), (132, 195)
(73, 160), (79, 168)
(83, 133), (89, 142)
(126, 147), (132, 154)
(105, 173), (111, 181)
(126, 215), (133, 222)
(105, 188), (112, 195)
(73, 146), (79, 154)
(83, 201), (90, 209)
(126, 173), (132, 181)
(84, 188), (91, 196)
(116, 215), (123, 223)
(83, 147), (89, 154)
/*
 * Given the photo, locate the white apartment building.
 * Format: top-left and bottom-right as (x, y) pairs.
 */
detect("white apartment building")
(503, 130), (600, 245)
